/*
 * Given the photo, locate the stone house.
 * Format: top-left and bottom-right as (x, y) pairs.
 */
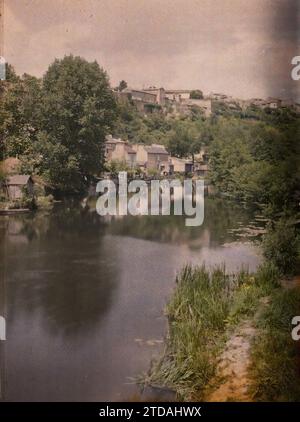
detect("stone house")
(105, 136), (136, 168)
(165, 90), (192, 102)
(169, 157), (193, 174)
(132, 144), (170, 173)
(120, 88), (158, 113)
(142, 87), (166, 106)
(196, 164), (209, 177)
(6, 175), (34, 200)
(265, 97), (282, 109)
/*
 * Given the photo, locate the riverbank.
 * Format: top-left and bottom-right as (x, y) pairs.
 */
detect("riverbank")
(248, 284), (300, 401)
(1, 198), (262, 401)
(145, 263), (300, 401)
(0, 194), (54, 214)
(0, 208), (31, 215)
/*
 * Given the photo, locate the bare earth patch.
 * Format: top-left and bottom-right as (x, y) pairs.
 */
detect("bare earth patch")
(206, 321), (256, 402)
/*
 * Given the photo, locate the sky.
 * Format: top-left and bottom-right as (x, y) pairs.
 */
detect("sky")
(2, 0), (300, 99)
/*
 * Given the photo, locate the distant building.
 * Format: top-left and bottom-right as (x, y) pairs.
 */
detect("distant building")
(116, 88), (159, 113)
(165, 89), (192, 102)
(169, 157), (193, 174)
(6, 175), (34, 200)
(195, 164), (209, 177)
(115, 86), (213, 117)
(193, 147), (210, 177)
(145, 144), (169, 172)
(105, 135), (136, 167)
(133, 143), (169, 173)
(142, 87), (166, 105)
(265, 97), (282, 109)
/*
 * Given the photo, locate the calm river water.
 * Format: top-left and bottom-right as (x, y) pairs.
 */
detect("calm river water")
(0, 198), (260, 401)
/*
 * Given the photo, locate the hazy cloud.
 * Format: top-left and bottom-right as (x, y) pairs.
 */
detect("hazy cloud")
(3, 0), (299, 99)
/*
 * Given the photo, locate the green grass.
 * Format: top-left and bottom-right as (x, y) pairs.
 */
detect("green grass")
(146, 263), (279, 401)
(249, 288), (300, 401)
(227, 263), (279, 325)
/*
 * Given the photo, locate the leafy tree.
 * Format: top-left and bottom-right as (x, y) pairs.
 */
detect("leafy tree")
(0, 67), (41, 160)
(190, 90), (203, 99)
(117, 80), (128, 92)
(38, 55), (117, 192)
(262, 219), (299, 275)
(167, 121), (203, 159)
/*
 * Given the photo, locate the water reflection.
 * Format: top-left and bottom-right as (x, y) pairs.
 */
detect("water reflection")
(0, 199), (260, 401)
(92, 197), (255, 247)
(5, 212), (117, 336)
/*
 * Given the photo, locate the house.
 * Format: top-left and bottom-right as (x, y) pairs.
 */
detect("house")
(165, 90), (192, 102)
(6, 175), (34, 200)
(196, 164), (209, 177)
(142, 87), (166, 105)
(145, 144), (169, 172)
(105, 135), (136, 167)
(169, 157), (193, 174)
(249, 98), (267, 108)
(133, 144), (170, 174)
(118, 88), (159, 113)
(265, 97), (282, 109)
(193, 147), (210, 177)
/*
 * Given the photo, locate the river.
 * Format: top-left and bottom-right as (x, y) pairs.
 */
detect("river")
(0, 198), (261, 401)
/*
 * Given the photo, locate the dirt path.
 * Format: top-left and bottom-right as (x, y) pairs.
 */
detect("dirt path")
(205, 320), (256, 402)
(205, 296), (271, 402)
(205, 276), (300, 402)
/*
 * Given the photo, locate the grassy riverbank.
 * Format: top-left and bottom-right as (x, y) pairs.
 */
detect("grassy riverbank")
(147, 263), (281, 401)
(249, 287), (300, 401)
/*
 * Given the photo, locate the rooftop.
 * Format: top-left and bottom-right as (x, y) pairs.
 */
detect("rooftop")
(145, 145), (168, 154)
(7, 175), (32, 185)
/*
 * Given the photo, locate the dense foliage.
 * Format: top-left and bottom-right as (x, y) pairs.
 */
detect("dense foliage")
(1, 56), (117, 193)
(1, 57), (299, 245)
(209, 115), (300, 216)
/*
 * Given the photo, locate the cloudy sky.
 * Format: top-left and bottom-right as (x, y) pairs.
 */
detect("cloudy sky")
(2, 0), (299, 99)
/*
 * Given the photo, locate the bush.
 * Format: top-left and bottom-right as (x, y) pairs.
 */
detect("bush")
(262, 218), (299, 275)
(36, 194), (54, 209)
(7, 197), (35, 210)
(249, 288), (300, 401)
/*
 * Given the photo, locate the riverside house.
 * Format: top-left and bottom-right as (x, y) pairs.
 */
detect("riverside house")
(132, 144), (170, 174)
(6, 175), (34, 201)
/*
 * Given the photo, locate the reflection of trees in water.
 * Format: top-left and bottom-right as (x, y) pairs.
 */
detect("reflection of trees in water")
(5, 204), (119, 337)
(104, 198), (253, 247)
(4, 198), (253, 337)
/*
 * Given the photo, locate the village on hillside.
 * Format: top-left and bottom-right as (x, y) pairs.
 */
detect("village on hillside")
(1, 80), (299, 211)
(104, 85), (299, 178)
(114, 85), (300, 116)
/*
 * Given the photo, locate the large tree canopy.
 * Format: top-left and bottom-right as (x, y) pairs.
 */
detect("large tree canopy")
(1, 57), (117, 192)
(37, 55), (117, 191)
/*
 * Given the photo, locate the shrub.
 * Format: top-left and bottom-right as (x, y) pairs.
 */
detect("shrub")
(262, 218), (299, 275)
(249, 288), (300, 401)
(36, 194), (54, 209)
